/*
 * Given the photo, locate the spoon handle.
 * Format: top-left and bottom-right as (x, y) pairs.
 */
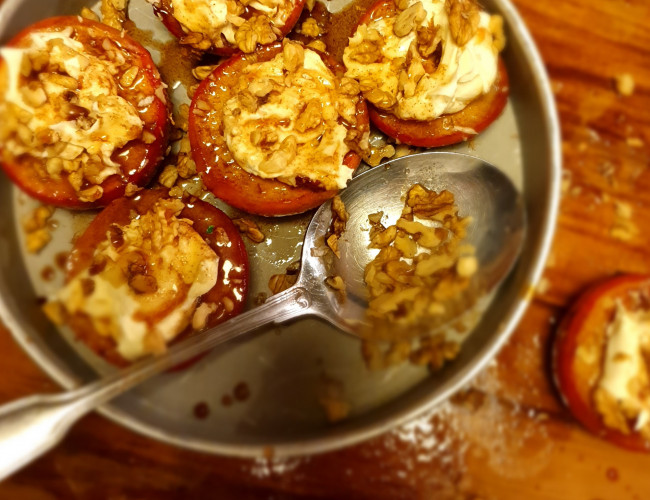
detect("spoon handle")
(0, 285), (312, 481)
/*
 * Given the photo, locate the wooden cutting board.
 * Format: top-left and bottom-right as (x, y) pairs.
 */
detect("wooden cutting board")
(1, 0), (650, 498)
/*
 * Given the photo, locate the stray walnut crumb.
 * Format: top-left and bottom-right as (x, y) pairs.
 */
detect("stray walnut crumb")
(232, 218), (265, 243)
(268, 273), (298, 295)
(307, 40), (327, 52)
(100, 0), (127, 30)
(168, 186), (184, 198)
(614, 73), (635, 96)
(318, 374), (350, 423)
(124, 183), (141, 197)
(615, 200), (633, 219)
(254, 292), (268, 306)
(627, 137), (644, 148)
(364, 144), (396, 167)
(325, 275), (346, 303)
(42, 301), (66, 325)
(409, 334), (460, 371)
(361, 340), (412, 371)
(158, 165), (179, 188)
(192, 65), (218, 81)
(23, 205), (55, 254)
(331, 196), (349, 234)
(299, 18), (321, 38)
(80, 7), (99, 21)
(326, 234), (340, 258)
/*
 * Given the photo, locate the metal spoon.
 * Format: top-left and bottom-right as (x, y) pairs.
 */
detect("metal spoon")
(0, 152), (525, 480)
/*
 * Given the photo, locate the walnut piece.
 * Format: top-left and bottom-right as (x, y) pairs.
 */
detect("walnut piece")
(101, 0), (128, 30)
(299, 18), (321, 38)
(23, 205), (55, 254)
(269, 273), (298, 295)
(393, 2), (426, 38)
(446, 0), (480, 47)
(236, 15), (277, 53)
(232, 218), (265, 243)
(192, 65), (218, 81)
(615, 73), (635, 97)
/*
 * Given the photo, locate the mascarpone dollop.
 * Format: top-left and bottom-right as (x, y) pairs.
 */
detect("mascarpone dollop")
(595, 302), (650, 436)
(0, 28), (143, 171)
(55, 198), (219, 361)
(343, 0), (503, 122)
(222, 41), (368, 191)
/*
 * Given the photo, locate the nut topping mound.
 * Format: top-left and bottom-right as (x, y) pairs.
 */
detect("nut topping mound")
(0, 18), (169, 208)
(343, 0), (505, 122)
(149, 0), (297, 53)
(362, 184), (477, 342)
(221, 40), (369, 191)
(48, 197), (220, 362)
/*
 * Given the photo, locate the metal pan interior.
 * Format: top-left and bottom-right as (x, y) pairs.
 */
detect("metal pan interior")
(0, 0), (560, 457)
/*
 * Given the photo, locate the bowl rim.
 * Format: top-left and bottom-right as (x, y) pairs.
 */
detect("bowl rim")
(0, 0), (561, 458)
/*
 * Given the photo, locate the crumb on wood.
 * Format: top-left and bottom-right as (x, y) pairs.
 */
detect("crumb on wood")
(536, 277), (550, 295)
(626, 137), (644, 148)
(614, 73), (635, 97)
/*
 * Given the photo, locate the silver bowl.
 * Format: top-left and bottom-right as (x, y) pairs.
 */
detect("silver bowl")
(0, 0), (560, 457)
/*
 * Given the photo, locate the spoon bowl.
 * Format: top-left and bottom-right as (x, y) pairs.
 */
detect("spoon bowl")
(0, 152), (525, 480)
(300, 152), (526, 335)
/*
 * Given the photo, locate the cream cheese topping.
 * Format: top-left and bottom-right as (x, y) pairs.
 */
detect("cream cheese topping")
(56, 199), (219, 361)
(222, 45), (364, 190)
(0, 28), (143, 179)
(168, 0), (285, 47)
(599, 303), (650, 418)
(343, 0), (501, 121)
(171, 0), (236, 43)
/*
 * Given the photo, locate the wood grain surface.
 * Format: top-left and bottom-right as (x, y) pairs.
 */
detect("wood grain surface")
(2, 0), (650, 498)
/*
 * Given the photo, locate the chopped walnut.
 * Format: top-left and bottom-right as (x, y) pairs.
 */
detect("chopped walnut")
(232, 218), (265, 243)
(23, 205), (55, 254)
(364, 144), (396, 167)
(80, 7), (100, 21)
(124, 183), (141, 197)
(615, 73), (635, 96)
(295, 101), (322, 133)
(235, 15), (277, 53)
(268, 273), (298, 295)
(283, 39), (305, 72)
(158, 165), (179, 188)
(318, 374), (350, 423)
(180, 31), (213, 51)
(100, 0), (128, 30)
(364, 88), (397, 110)
(192, 65), (218, 81)
(299, 18), (322, 38)
(307, 40), (327, 52)
(393, 2), (426, 38)
(120, 66), (139, 88)
(626, 137), (644, 148)
(339, 77), (361, 96)
(362, 185), (476, 342)
(417, 23), (441, 58)
(42, 300), (66, 325)
(410, 334), (460, 371)
(446, 0), (480, 46)
(192, 302), (218, 330)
